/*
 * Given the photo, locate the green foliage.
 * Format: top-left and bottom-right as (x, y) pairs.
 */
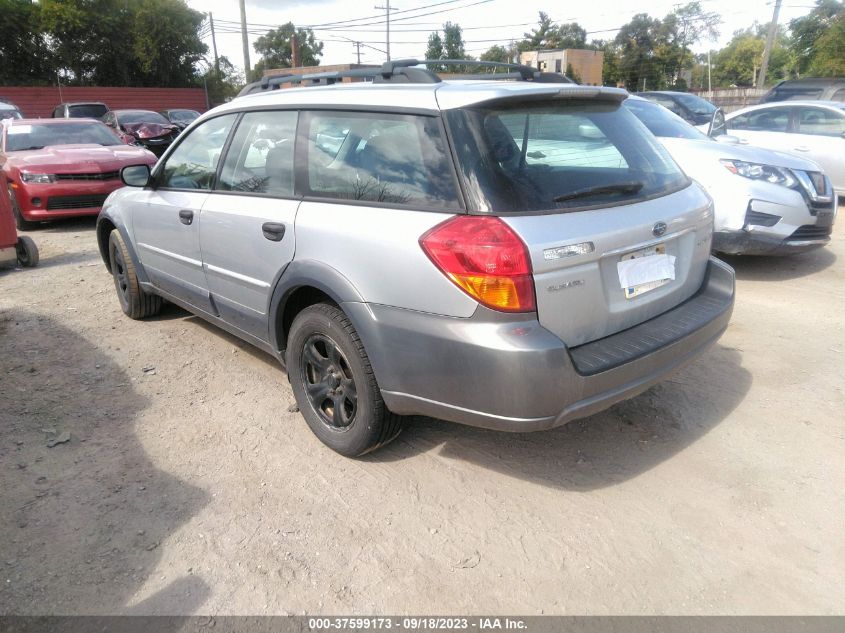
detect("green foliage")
(790, 0), (845, 75)
(712, 27), (792, 87)
(518, 12), (587, 52)
(0, 0), (53, 84)
(2, 0), (207, 87)
(425, 32), (446, 71)
(252, 22), (323, 79)
(479, 45), (511, 64)
(565, 63), (581, 84)
(203, 56), (244, 105)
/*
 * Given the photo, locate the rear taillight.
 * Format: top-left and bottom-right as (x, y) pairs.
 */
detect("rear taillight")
(420, 216), (536, 313)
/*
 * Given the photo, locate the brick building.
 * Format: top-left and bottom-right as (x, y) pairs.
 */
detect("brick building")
(519, 49), (604, 85)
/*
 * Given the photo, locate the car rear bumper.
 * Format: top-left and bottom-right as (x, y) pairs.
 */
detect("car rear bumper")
(347, 257), (735, 432)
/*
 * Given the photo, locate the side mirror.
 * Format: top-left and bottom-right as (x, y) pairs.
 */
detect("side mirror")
(708, 108), (727, 138)
(121, 164), (151, 187)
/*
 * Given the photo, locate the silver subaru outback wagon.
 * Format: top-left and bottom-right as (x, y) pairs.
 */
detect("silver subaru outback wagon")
(97, 61), (735, 456)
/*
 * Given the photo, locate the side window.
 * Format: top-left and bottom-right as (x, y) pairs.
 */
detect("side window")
(738, 108), (790, 132)
(218, 110), (297, 196)
(832, 89), (845, 103)
(304, 111), (460, 209)
(158, 114), (237, 190)
(728, 113), (749, 130)
(796, 108), (845, 137)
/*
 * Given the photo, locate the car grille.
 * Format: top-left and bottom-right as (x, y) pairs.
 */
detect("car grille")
(45, 194), (109, 210)
(788, 224), (832, 241)
(54, 171), (120, 181)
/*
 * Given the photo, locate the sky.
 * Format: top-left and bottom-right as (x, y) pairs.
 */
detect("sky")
(186, 0), (818, 76)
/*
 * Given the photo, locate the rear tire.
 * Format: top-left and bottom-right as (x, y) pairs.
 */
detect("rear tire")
(8, 187), (37, 231)
(15, 236), (39, 267)
(287, 303), (402, 456)
(108, 229), (161, 319)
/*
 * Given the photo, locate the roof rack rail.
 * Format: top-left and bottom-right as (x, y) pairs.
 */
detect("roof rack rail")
(237, 59), (573, 97)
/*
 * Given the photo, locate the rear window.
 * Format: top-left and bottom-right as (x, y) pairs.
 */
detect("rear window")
(117, 110), (171, 125)
(4, 121), (123, 151)
(67, 104), (109, 119)
(765, 87), (823, 102)
(445, 101), (688, 213)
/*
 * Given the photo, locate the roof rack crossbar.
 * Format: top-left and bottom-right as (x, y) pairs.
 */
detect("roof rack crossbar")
(239, 58), (573, 97)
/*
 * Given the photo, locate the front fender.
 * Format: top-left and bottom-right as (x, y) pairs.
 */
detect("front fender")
(96, 202), (149, 284)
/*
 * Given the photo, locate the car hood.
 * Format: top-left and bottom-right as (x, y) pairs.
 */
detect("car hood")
(122, 122), (178, 139)
(6, 144), (156, 172)
(659, 137), (823, 172)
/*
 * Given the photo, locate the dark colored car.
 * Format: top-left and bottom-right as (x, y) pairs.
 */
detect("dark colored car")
(0, 99), (23, 120)
(51, 102), (110, 119)
(760, 77), (845, 103)
(103, 109), (180, 157)
(159, 109), (201, 130)
(639, 91), (718, 126)
(1, 118), (157, 229)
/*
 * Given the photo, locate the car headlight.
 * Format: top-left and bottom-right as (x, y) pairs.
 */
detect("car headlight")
(20, 173), (57, 184)
(720, 160), (797, 188)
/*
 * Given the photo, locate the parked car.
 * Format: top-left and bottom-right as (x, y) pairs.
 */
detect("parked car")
(724, 101), (845, 198)
(2, 118), (157, 230)
(51, 102), (110, 119)
(638, 91), (718, 126)
(761, 77), (845, 103)
(0, 100), (23, 120)
(159, 109), (201, 130)
(103, 110), (180, 157)
(97, 62), (735, 456)
(625, 96), (836, 255)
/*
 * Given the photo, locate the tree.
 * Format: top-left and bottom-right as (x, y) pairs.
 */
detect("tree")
(565, 63), (581, 84)
(425, 32), (445, 71)
(203, 56), (244, 105)
(790, 0), (845, 75)
(712, 26), (791, 87)
(614, 13), (663, 90)
(442, 22), (467, 62)
(252, 22), (323, 79)
(0, 0), (53, 85)
(518, 13), (587, 52)
(480, 45), (511, 64)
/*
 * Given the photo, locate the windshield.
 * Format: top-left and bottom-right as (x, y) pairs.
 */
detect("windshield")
(624, 99), (708, 140)
(445, 101), (688, 213)
(673, 93), (717, 116)
(117, 110), (171, 125)
(67, 104), (109, 118)
(4, 121), (123, 151)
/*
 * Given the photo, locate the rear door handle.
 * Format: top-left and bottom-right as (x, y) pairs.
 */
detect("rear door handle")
(262, 222), (286, 241)
(179, 209), (194, 225)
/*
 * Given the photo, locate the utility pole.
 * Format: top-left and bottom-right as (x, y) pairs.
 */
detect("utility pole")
(208, 12), (219, 74)
(292, 31), (301, 68)
(353, 41), (362, 64)
(758, 0), (782, 88)
(239, 0), (251, 77)
(375, 0), (392, 61)
(707, 49), (711, 92)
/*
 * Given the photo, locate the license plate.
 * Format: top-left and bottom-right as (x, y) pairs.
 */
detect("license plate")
(617, 245), (676, 299)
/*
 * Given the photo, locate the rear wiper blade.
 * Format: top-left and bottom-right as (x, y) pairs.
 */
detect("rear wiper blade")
(553, 181), (644, 203)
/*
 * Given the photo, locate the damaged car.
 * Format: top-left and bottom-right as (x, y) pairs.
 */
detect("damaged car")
(103, 110), (180, 157)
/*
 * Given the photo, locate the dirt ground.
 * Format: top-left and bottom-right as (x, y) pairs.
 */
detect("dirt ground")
(1, 210), (843, 616)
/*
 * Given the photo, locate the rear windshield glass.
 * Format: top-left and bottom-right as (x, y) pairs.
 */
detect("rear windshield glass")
(624, 99), (707, 140)
(5, 121), (122, 151)
(1, 107), (22, 120)
(168, 110), (200, 123)
(673, 93), (717, 115)
(445, 101), (688, 213)
(67, 104), (109, 118)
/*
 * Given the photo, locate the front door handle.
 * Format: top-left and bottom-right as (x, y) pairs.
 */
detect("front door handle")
(179, 209), (194, 225)
(262, 222), (286, 241)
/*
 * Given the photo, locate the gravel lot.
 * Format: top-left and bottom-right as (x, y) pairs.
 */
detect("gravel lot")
(1, 210), (843, 615)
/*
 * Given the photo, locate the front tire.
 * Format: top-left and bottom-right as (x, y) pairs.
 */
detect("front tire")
(287, 303), (402, 456)
(15, 236), (39, 267)
(108, 229), (161, 319)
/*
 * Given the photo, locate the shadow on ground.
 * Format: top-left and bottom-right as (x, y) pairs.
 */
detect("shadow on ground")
(0, 310), (210, 615)
(369, 344), (751, 491)
(20, 216), (98, 234)
(721, 247), (836, 281)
